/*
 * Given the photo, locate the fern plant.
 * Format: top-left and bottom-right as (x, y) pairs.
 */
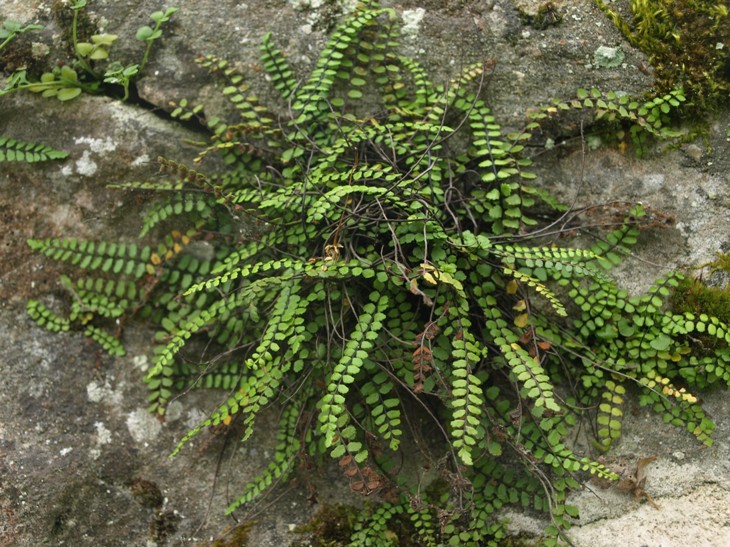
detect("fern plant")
(26, 2), (730, 544)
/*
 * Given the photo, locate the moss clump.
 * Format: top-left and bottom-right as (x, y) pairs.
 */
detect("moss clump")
(292, 504), (357, 546)
(671, 254), (730, 324)
(519, 2), (564, 31)
(595, 0), (730, 107)
(205, 521), (257, 546)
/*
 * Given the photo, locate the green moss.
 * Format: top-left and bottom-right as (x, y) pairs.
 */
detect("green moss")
(519, 2), (563, 31)
(710, 253), (730, 274)
(672, 254), (730, 324)
(0, 39), (35, 74)
(205, 521), (257, 546)
(595, 0), (730, 108)
(292, 504), (358, 546)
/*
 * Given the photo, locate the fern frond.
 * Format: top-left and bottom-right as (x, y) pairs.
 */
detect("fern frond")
(443, 296), (487, 466)
(84, 325), (126, 357)
(148, 273), (288, 386)
(360, 367), (401, 451)
(406, 502), (438, 547)
(291, 5), (391, 119)
(534, 86), (687, 153)
(0, 137), (67, 162)
(27, 238), (152, 279)
(26, 300), (71, 332)
(594, 379), (626, 452)
(175, 360), (246, 391)
(211, 239), (267, 275)
(397, 56), (433, 110)
(61, 275), (131, 318)
(589, 204), (644, 269)
(156, 156), (214, 188)
(496, 243), (607, 280)
(306, 183), (409, 225)
(170, 281), (309, 437)
(168, 97), (205, 122)
(350, 502), (404, 547)
(503, 267), (567, 317)
(107, 179), (186, 191)
(260, 32), (297, 100)
(139, 194), (214, 237)
(639, 371), (713, 446)
(225, 399), (302, 514)
(504, 341), (561, 413)
(318, 292), (389, 458)
(186, 257), (303, 295)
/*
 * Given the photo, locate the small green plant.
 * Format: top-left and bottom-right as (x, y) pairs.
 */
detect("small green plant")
(0, 20), (43, 50)
(0, 2), (177, 101)
(25, 2), (730, 544)
(135, 7), (178, 73)
(104, 6), (179, 100)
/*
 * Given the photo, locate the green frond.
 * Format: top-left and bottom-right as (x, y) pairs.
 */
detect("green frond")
(503, 341), (561, 414)
(397, 56), (433, 107)
(225, 400), (302, 514)
(107, 179), (186, 191)
(446, 309), (486, 466)
(638, 370), (714, 446)
(536, 86), (687, 154)
(61, 275), (132, 318)
(196, 53), (247, 88)
(318, 292), (389, 457)
(168, 97), (204, 122)
(175, 360), (246, 391)
(139, 194), (214, 237)
(496, 243), (606, 279)
(0, 136), (67, 162)
(589, 204), (644, 269)
(26, 300), (71, 333)
(350, 503), (404, 547)
(211, 240), (267, 275)
(186, 257), (302, 295)
(27, 238), (152, 279)
(407, 502), (438, 547)
(503, 267), (567, 317)
(260, 32), (297, 100)
(84, 325), (126, 357)
(306, 183), (408, 225)
(594, 379), (626, 452)
(361, 369), (401, 451)
(291, 5), (392, 121)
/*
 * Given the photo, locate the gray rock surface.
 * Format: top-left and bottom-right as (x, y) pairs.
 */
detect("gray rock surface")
(1, 0), (728, 545)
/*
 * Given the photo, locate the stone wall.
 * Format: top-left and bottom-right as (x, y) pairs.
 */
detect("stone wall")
(1, 1), (728, 545)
